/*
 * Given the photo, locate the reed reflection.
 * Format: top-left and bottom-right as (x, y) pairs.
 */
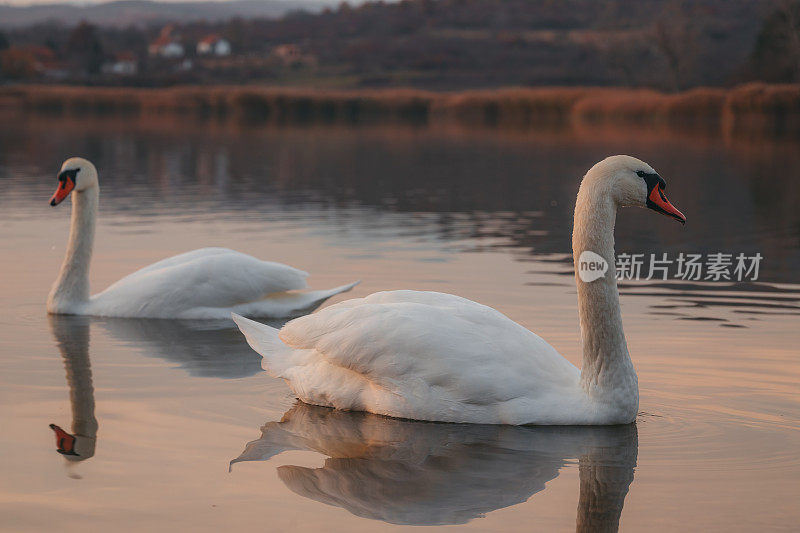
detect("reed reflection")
(231, 403), (638, 528)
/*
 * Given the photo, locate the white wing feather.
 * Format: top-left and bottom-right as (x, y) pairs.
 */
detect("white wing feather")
(235, 291), (584, 424)
(90, 247), (308, 318)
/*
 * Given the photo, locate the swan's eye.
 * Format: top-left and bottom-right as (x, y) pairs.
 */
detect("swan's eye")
(58, 168), (80, 184)
(636, 170), (647, 178)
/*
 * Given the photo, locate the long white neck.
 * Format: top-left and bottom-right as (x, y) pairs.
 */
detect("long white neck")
(572, 177), (638, 409)
(47, 186), (98, 312)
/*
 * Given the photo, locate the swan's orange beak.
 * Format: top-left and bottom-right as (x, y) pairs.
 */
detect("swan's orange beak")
(647, 183), (686, 225)
(50, 172), (76, 206)
(50, 423), (79, 456)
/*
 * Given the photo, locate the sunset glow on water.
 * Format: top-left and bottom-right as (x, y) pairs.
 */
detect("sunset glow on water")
(1, 118), (799, 531)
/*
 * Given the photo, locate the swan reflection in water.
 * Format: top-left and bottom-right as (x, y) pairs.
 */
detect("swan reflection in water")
(48, 314), (286, 463)
(95, 317), (282, 379)
(49, 314), (98, 462)
(231, 403), (638, 529)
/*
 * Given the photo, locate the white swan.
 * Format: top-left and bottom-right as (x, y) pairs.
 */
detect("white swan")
(47, 157), (358, 319)
(233, 155), (686, 425)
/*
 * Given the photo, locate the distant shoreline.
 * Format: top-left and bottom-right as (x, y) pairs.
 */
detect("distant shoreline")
(2, 83), (798, 139)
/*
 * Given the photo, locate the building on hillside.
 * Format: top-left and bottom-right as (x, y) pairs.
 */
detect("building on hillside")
(149, 36), (184, 58)
(270, 44), (317, 67)
(25, 46), (68, 79)
(271, 44), (301, 63)
(149, 25), (184, 58)
(102, 52), (138, 75)
(197, 35), (231, 57)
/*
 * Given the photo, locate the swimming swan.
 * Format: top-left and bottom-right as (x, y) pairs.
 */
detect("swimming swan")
(47, 157), (358, 319)
(233, 155), (686, 425)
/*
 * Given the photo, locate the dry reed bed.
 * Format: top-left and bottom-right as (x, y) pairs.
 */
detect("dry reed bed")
(2, 83), (798, 137)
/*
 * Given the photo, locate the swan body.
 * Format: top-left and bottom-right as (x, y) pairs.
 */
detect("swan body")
(234, 291), (596, 424)
(47, 157), (357, 319)
(80, 246), (357, 319)
(234, 155), (686, 425)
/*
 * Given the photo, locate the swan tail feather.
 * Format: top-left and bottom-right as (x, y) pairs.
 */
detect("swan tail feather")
(300, 280), (360, 307)
(232, 313), (291, 376)
(230, 280), (360, 319)
(229, 423), (299, 471)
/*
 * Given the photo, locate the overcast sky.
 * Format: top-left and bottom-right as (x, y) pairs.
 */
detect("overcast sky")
(2, 0), (360, 6)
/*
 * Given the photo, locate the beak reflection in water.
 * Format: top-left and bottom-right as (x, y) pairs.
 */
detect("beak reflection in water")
(230, 402), (638, 529)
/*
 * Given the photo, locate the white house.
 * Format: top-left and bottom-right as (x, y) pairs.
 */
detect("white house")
(149, 26), (185, 58)
(102, 52), (138, 75)
(197, 35), (232, 57)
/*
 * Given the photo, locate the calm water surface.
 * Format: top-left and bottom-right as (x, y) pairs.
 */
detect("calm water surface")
(0, 117), (799, 531)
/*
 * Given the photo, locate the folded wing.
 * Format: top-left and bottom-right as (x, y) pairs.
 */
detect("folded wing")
(275, 291), (580, 423)
(91, 247), (308, 318)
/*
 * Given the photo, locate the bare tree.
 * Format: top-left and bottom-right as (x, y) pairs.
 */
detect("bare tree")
(651, 3), (698, 92)
(66, 21), (105, 75)
(777, 0), (800, 81)
(602, 34), (650, 87)
(752, 0), (800, 82)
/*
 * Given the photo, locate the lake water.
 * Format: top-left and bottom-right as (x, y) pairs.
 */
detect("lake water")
(1, 116), (798, 532)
